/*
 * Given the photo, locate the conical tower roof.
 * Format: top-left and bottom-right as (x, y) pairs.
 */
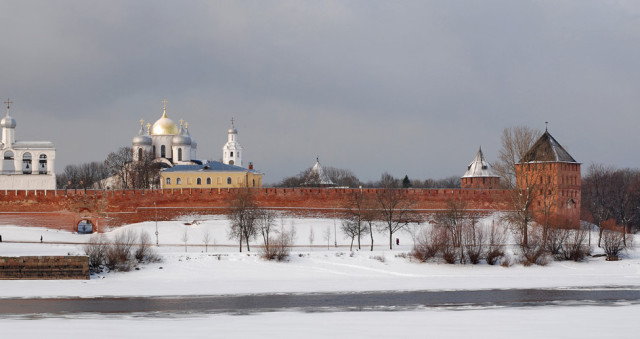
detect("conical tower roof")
(521, 130), (577, 163)
(306, 157), (334, 186)
(462, 147), (499, 178)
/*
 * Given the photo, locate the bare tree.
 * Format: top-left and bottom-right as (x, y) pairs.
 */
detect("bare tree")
(341, 218), (361, 251)
(342, 190), (373, 250)
(181, 228), (189, 252)
(227, 189), (259, 252)
(57, 161), (110, 189)
(375, 179), (420, 249)
(434, 199), (469, 249)
(403, 222), (424, 247)
(105, 146), (134, 189)
(324, 167), (360, 187)
(308, 227), (315, 251)
(202, 229), (211, 253)
(486, 220), (506, 265)
(323, 225), (331, 250)
(583, 165), (640, 246)
(492, 126), (541, 247)
(131, 150), (162, 189)
(361, 197), (379, 251)
(462, 214), (486, 264)
(257, 209), (278, 254)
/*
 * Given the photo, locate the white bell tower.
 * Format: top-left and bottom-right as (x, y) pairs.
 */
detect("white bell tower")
(222, 118), (243, 167)
(1, 99), (16, 147)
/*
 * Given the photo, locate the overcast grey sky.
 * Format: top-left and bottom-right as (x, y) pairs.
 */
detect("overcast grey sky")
(1, 1), (638, 184)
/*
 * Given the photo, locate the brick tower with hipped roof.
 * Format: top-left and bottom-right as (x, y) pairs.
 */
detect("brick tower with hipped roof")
(461, 147), (501, 189)
(516, 128), (581, 227)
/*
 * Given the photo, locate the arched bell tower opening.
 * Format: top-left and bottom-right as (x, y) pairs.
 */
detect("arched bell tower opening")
(2, 150), (15, 174)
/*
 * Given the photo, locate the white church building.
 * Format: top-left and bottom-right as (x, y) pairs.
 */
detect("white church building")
(0, 99), (56, 190)
(132, 100), (247, 170)
(132, 100), (198, 167)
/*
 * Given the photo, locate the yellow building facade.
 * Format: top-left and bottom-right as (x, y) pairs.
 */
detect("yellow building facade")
(160, 162), (263, 189)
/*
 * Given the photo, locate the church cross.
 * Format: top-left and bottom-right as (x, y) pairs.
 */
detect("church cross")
(179, 119), (184, 127)
(139, 119), (145, 127)
(4, 98), (13, 111)
(545, 121), (549, 132)
(161, 99), (168, 109)
(231, 117), (235, 127)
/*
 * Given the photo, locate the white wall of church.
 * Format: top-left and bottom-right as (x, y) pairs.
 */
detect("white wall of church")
(0, 173), (56, 190)
(152, 135), (173, 159)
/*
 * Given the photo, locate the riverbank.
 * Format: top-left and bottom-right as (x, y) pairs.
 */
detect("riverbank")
(0, 216), (638, 298)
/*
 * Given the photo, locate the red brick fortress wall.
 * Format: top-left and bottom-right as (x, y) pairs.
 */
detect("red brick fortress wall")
(0, 256), (90, 280)
(0, 188), (512, 231)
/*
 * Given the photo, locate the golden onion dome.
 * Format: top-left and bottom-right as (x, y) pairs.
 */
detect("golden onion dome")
(151, 111), (179, 135)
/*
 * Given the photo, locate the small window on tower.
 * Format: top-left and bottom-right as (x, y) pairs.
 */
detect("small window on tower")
(227, 177), (232, 185)
(230, 151), (234, 157)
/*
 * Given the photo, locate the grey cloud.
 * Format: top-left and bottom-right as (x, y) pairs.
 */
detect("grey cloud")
(1, 1), (638, 184)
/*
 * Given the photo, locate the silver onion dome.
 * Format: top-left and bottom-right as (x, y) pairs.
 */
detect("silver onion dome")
(1, 114), (16, 129)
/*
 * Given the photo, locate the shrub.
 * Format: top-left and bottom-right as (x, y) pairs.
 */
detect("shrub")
(462, 223), (486, 265)
(261, 227), (295, 261)
(86, 229), (161, 273)
(560, 229), (590, 262)
(411, 226), (445, 262)
(519, 226), (548, 266)
(545, 227), (570, 259)
(486, 222), (506, 265)
(440, 229), (457, 264)
(83, 234), (108, 270)
(134, 231), (152, 262)
(601, 226), (631, 261)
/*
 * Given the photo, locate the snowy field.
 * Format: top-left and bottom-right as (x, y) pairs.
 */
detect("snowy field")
(2, 305), (639, 339)
(0, 216), (638, 337)
(0, 216), (638, 298)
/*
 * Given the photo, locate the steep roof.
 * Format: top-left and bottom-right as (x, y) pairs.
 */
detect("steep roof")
(462, 147), (499, 178)
(520, 131), (577, 163)
(306, 158), (334, 186)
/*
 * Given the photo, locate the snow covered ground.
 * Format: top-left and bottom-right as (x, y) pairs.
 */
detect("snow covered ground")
(0, 216), (638, 337)
(2, 304), (639, 339)
(0, 216), (638, 298)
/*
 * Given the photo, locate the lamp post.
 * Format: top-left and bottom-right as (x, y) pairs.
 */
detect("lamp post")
(154, 202), (159, 247)
(333, 204), (337, 248)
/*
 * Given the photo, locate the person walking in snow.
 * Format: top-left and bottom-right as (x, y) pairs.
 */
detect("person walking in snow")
(40, 235), (43, 243)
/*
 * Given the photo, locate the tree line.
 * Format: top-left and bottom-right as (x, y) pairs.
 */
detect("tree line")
(276, 167), (461, 189)
(56, 147), (162, 189)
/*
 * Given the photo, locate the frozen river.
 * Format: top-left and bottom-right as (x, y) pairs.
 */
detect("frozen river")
(2, 287), (640, 316)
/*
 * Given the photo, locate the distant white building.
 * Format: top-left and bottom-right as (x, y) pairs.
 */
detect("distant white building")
(222, 119), (243, 167)
(0, 99), (56, 190)
(132, 100), (198, 167)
